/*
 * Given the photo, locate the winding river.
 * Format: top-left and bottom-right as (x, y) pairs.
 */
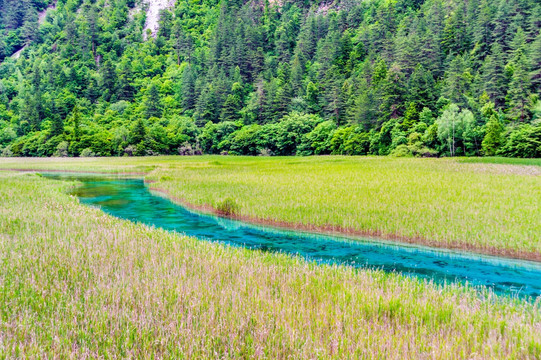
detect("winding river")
(45, 173), (541, 299)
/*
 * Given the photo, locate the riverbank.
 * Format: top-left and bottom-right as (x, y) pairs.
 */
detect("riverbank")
(1, 171), (540, 358)
(147, 186), (541, 262)
(1, 156), (540, 262)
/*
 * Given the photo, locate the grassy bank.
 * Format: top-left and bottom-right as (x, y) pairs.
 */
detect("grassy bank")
(147, 156), (541, 260)
(1, 156), (540, 260)
(0, 172), (540, 358)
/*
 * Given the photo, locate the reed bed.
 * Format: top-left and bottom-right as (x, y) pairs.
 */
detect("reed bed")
(0, 172), (540, 359)
(146, 156), (541, 259)
(1, 156), (540, 258)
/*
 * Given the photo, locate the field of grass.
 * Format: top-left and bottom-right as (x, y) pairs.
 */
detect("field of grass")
(459, 157), (541, 166)
(1, 156), (540, 260)
(1, 171), (540, 358)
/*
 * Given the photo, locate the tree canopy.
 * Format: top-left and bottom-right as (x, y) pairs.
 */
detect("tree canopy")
(0, 0), (540, 158)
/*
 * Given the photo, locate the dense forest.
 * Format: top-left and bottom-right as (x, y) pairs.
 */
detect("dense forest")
(0, 0), (540, 157)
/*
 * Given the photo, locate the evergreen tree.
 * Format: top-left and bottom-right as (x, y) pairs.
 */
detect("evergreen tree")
(117, 61), (135, 101)
(144, 84), (163, 119)
(378, 65), (407, 124)
(21, 6), (38, 45)
(530, 33), (541, 94)
(130, 118), (147, 145)
(507, 54), (531, 122)
(221, 83), (243, 122)
(99, 60), (117, 102)
(50, 102), (64, 137)
(481, 43), (507, 107)
(72, 105), (81, 141)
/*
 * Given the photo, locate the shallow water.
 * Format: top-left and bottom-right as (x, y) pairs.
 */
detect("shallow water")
(45, 173), (541, 299)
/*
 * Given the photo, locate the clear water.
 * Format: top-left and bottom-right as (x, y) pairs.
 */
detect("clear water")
(45, 173), (541, 300)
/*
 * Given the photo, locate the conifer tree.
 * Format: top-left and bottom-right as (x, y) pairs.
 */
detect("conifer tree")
(530, 33), (541, 93)
(507, 54), (531, 122)
(130, 118), (147, 145)
(50, 102), (64, 137)
(144, 84), (162, 119)
(481, 43), (506, 107)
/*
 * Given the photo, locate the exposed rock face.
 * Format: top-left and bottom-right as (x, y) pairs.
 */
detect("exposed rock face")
(143, 0), (175, 40)
(11, 1), (57, 60)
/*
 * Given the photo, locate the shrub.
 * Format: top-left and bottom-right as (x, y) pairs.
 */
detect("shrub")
(216, 197), (240, 216)
(498, 123), (541, 158)
(80, 148), (96, 157)
(390, 144), (413, 157)
(1, 146), (13, 157)
(54, 141), (69, 157)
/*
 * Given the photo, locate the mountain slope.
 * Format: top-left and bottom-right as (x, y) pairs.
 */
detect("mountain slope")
(0, 0), (540, 158)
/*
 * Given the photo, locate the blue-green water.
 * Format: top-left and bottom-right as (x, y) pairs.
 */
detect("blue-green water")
(46, 173), (541, 299)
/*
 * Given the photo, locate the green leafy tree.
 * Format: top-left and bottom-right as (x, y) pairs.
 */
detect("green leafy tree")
(482, 114), (503, 156)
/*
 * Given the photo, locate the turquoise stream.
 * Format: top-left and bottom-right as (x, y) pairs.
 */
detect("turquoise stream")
(46, 173), (541, 299)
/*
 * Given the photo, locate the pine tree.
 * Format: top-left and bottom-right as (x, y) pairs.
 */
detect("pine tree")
(130, 118), (147, 145)
(117, 61), (135, 101)
(21, 6), (38, 45)
(530, 33), (541, 94)
(220, 82), (243, 122)
(50, 102), (64, 137)
(442, 54), (472, 108)
(441, 1), (469, 55)
(305, 81), (320, 114)
(144, 83), (163, 119)
(472, 0), (494, 60)
(378, 64), (407, 123)
(507, 54), (530, 122)
(407, 65), (438, 111)
(481, 43), (506, 107)
(181, 66), (197, 111)
(99, 60), (117, 102)
(71, 105), (81, 141)
(290, 53), (304, 97)
(171, 19), (185, 65)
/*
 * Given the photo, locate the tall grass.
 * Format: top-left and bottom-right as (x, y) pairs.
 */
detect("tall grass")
(147, 156), (541, 259)
(1, 156), (540, 258)
(459, 157), (541, 166)
(0, 172), (540, 358)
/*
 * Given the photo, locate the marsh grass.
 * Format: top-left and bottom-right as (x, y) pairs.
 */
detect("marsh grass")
(147, 156), (541, 258)
(1, 156), (540, 258)
(0, 172), (540, 358)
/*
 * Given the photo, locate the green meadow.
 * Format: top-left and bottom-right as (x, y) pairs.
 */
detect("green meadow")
(2, 156), (539, 259)
(1, 171), (540, 358)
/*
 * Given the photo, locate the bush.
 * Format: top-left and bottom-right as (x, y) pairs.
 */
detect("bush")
(330, 126), (371, 155)
(498, 123), (541, 158)
(54, 141), (69, 157)
(216, 197), (240, 216)
(390, 144), (413, 157)
(273, 112), (324, 155)
(1, 146), (13, 157)
(178, 141), (202, 156)
(80, 148), (96, 157)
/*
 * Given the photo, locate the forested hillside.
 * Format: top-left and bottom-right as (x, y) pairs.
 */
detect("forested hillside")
(0, 0), (56, 60)
(0, 0), (540, 157)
